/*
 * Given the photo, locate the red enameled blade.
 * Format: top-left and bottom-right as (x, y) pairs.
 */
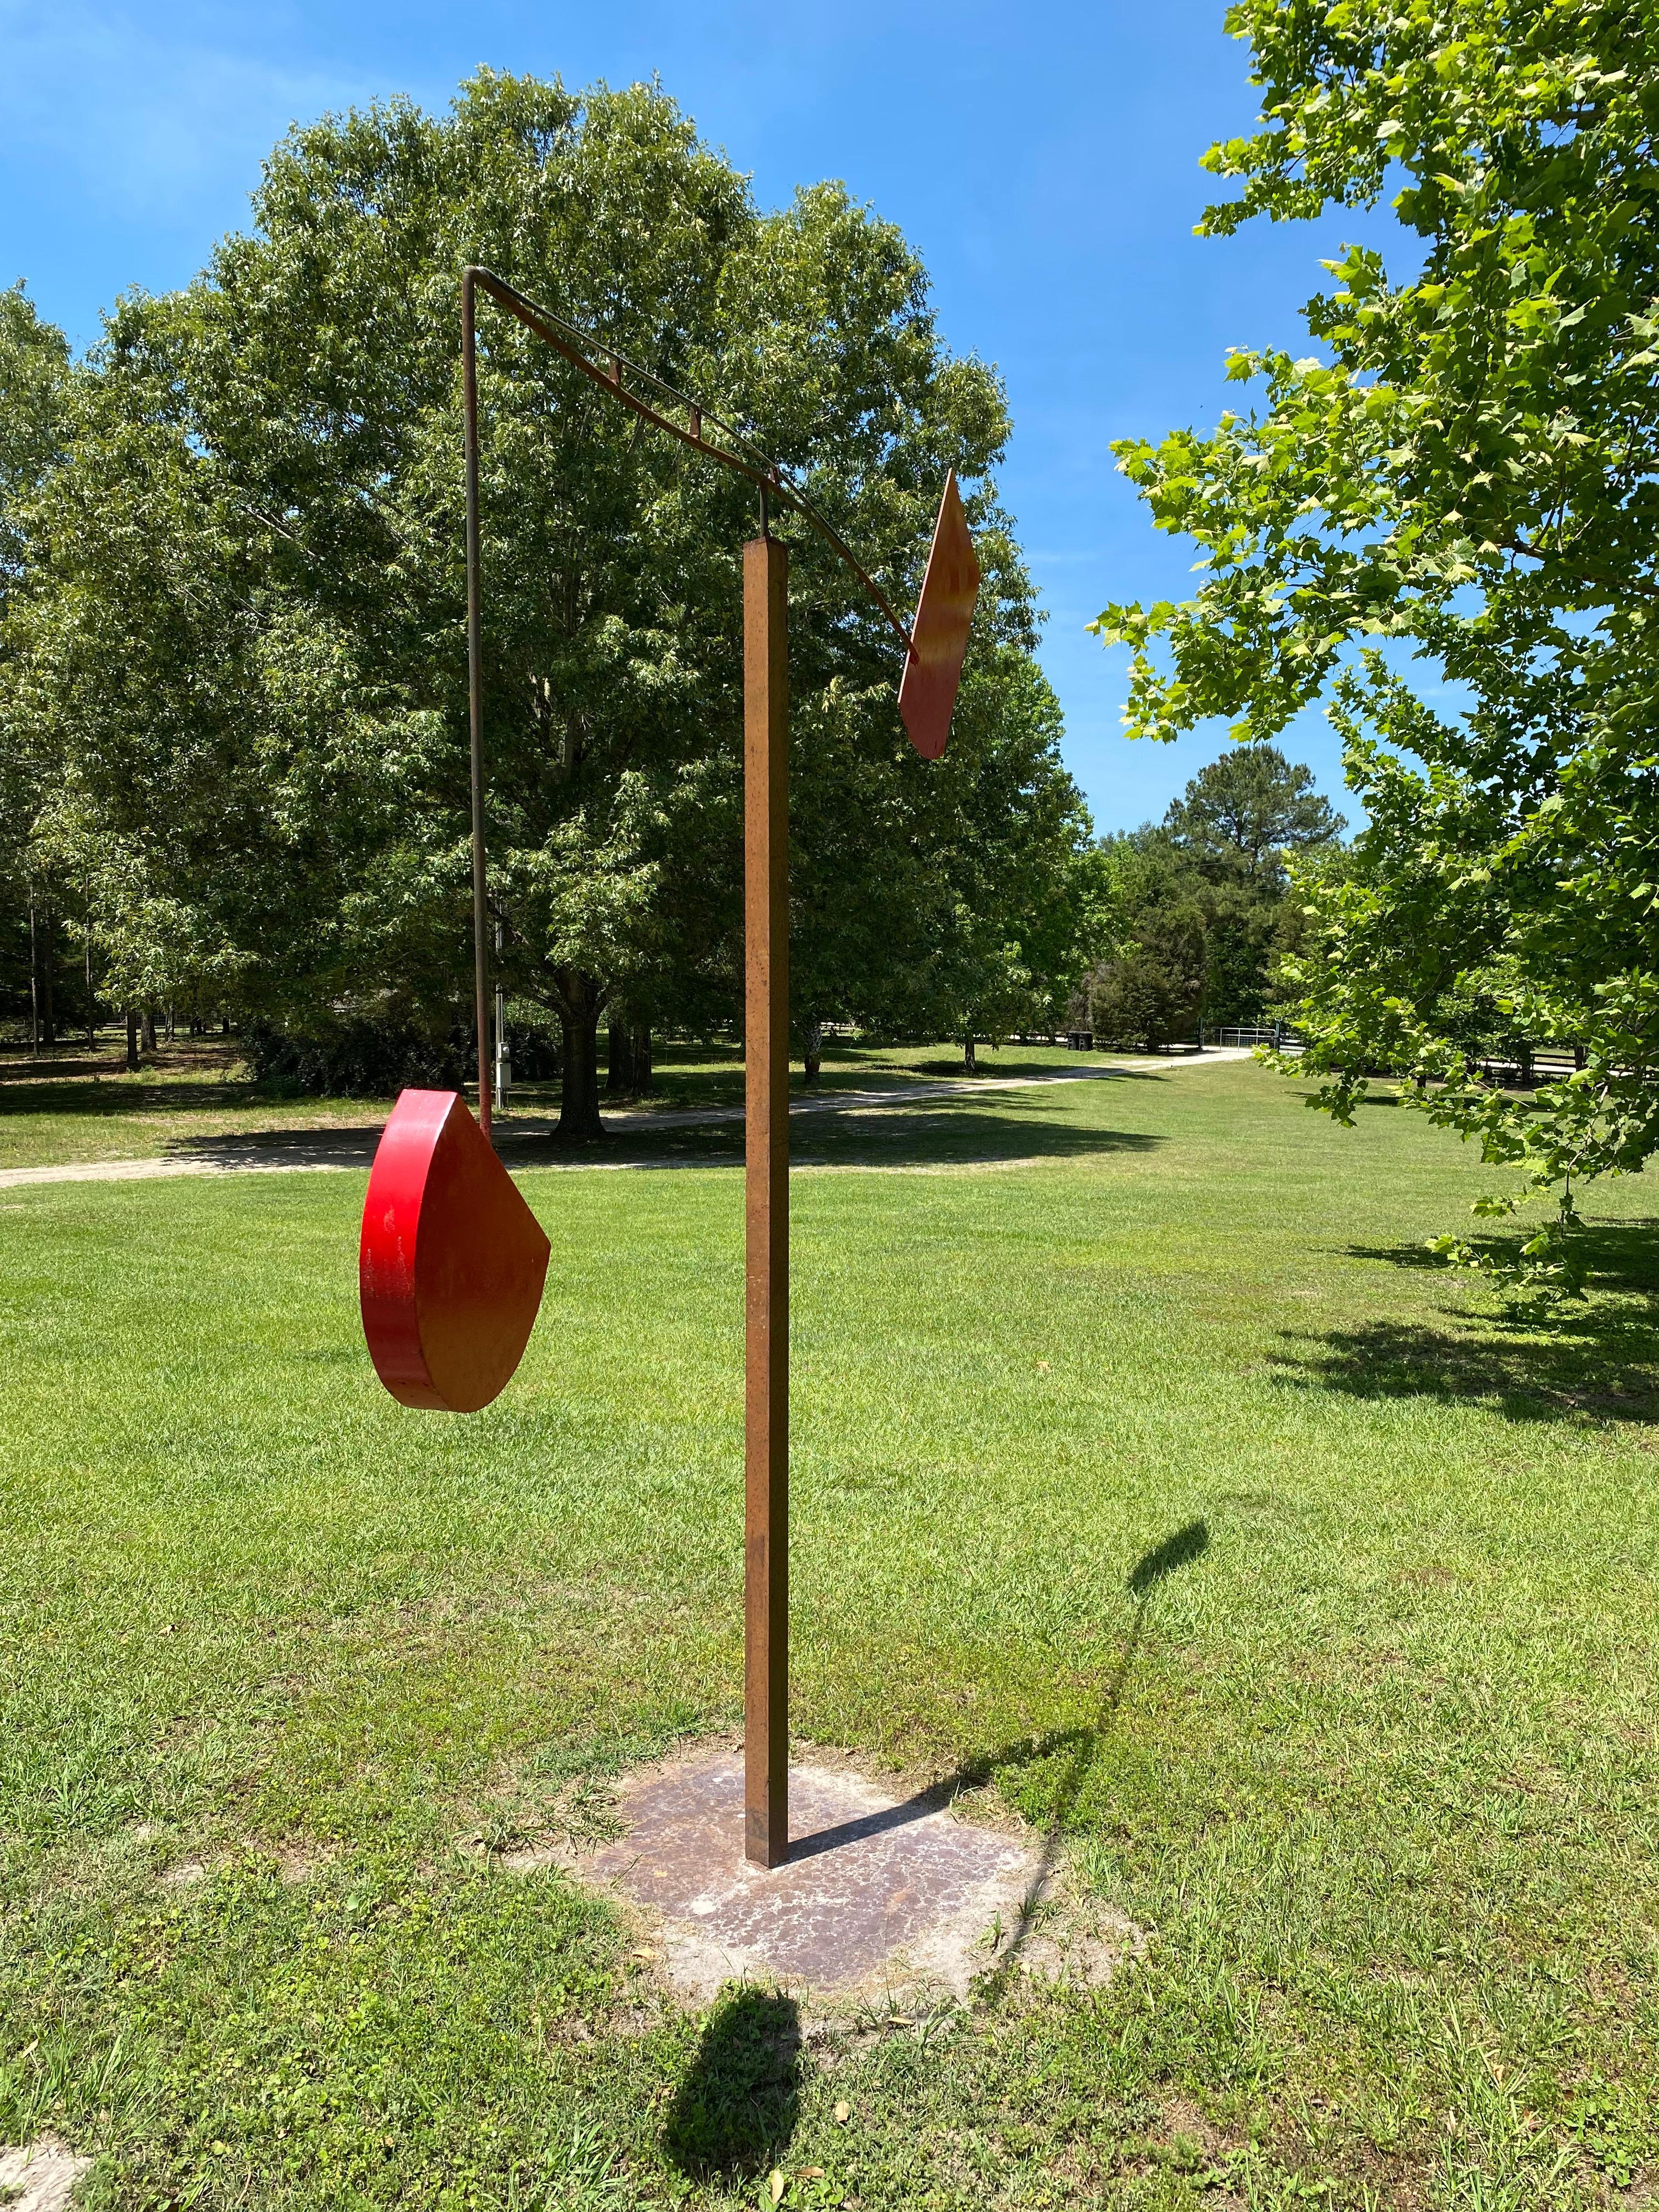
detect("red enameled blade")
(359, 1089), (550, 1413)
(898, 470), (980, 760)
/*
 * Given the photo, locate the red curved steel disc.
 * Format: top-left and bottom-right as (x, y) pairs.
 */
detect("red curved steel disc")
(359, 1088), (551, 1413)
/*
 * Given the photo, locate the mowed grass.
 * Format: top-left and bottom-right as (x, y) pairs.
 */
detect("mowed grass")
(0, 1041), (383, 1172)
(1, 1059), (1657, 2209)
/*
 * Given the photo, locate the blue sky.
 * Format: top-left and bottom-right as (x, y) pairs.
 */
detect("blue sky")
(0, 0), (1402, 834)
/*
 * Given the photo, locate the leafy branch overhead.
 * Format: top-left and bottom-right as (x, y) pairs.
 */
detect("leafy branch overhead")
(1093, 0), (1659, 1287)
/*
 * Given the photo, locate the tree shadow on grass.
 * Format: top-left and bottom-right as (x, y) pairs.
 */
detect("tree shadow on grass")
(4, 1054), (1177, 1176)
(156, 1124), (385, 1169)
(1272, 1222), (1659, 1425)
(664, 1986), (802, 2182)
(796, 1103), (1162, 1171)
(0, 1075), (266, 1122)
(138, 1102), (1164, 1175)
(584, 1102), (1164, 1174)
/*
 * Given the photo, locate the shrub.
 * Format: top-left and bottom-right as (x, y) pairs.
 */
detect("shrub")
(240, 1017), (471, 1098)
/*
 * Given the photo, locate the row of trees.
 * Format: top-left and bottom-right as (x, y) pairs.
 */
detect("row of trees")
(1080, 744), (1343, 1049)
(0, 74), (1096, 1132)
(1097, 0), (1659, 1293)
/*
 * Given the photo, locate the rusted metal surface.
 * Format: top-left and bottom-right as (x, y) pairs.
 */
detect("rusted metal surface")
(461, 271), (492, 1145)
(580, 1751), (1037, 1997)
(359, 1089), (550, 1412)
(744, 535), (791, 1870)
(898, 470), (981, 760)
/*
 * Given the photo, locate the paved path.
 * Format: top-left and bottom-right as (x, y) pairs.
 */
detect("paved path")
(0, 1049), (1253, 1191)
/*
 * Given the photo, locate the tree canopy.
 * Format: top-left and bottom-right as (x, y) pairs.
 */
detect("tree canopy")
(1164, 746), (1343, 882)
(1, 74), (1090, 1121)
(0, 288), (74, 1031)
(1093, 0), (1659, 1289)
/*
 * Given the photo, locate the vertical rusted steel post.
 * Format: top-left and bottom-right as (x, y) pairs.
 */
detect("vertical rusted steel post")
(450, 273), (974, 1876)
(462, 269), (492, 1145)
(743, 529), (789, 1868)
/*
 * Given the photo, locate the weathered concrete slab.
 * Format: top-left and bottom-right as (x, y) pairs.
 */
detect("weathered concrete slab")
(0, 2137), (92, 2212)
(566, 1749), (1041, 2002)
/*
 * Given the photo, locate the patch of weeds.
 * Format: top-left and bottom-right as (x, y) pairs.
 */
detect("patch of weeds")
(504, 2117), (633, 2209)
(527, 1708), (706, 1789)
(471, 1813), (534, 1857)
(1565, 2083), (1648, 2192)
(0, 1729), (136, 1843)
(518, 1712), (705, 1853)
(7, 1849), (647, 2209)
(554, 1774), (627, 1852)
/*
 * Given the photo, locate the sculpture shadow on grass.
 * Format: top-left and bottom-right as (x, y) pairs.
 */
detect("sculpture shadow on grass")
(1127, 1516), (1212, 1596)
(1272, 1222), (1659, 1426)
(971, 1517), (1211, 1996)
(664, 1985), (802, 2182)
(786, 1520), (1212, 1992)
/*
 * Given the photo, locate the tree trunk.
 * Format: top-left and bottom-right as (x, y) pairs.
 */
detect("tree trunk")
(166, 1000), (175, 1043)
(141, 1007), (157, 1055)
(28, 905), (39, 1052)
(803, 1020), (822, 1088)
(963, 1035), (977, 1075)
(40, 909), (55, 1047)
(554, 972), (605, 1140)
(85, 922), (94, 1047)
(606, 1019), (634, 1096)
(631, 1022), (653, 1095)
(125, 1008), (139, 1072)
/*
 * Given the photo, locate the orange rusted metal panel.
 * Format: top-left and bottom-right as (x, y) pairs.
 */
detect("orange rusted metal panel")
(359, 1088), (549, 1413)
(898, 470), (980, 760)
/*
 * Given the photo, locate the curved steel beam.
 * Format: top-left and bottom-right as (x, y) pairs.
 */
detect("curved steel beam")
(466, 267), (917, 657)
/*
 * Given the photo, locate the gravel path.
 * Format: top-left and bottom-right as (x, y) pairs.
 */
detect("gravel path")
(0, 1049), (1253, 1190)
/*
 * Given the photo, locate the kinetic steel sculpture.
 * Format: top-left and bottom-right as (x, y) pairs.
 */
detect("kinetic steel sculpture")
(360, 267), (979, 1867)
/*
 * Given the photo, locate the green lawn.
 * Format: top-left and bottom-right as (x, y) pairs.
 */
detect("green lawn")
(1, 1060), (1656, 2208)
(0, 1040), (385, 1172)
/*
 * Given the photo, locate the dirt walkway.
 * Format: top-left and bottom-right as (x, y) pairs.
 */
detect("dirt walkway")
(0, 1049), (1253, 1190)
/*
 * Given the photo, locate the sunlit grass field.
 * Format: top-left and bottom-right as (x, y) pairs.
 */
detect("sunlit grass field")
(1, 1058), (1656, 2208)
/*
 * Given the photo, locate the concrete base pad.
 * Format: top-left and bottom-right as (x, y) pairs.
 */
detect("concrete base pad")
(0, 2138), (92, 2212)
(560, 1749), (1046, 2002)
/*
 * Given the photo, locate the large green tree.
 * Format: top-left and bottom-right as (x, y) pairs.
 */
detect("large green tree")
(0, 287), (72, 1037)
(1164, 744), (1343, 881)
(1094, 0), (1659, 1283)
(5, 73), (1082, 1130)
(1081, 745), (1339, 1048)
